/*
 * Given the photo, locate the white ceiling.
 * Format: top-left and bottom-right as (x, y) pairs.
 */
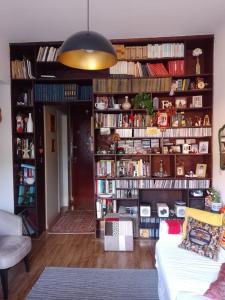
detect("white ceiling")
(0, 0), (225, 43)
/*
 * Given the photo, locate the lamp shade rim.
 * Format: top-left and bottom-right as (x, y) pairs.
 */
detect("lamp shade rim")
(58, 30), (117, 56)
(57, 30), (117, 70)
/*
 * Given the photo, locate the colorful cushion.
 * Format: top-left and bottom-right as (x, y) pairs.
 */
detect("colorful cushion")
(204, 263), (225, 299)
(182, 208), (224, 239)
(179, 217), (224, 260)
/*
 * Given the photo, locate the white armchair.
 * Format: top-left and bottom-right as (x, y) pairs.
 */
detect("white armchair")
(0, 209), (32, 299)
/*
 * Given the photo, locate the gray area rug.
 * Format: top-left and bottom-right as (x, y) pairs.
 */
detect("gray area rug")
(27, 267), (159, 300)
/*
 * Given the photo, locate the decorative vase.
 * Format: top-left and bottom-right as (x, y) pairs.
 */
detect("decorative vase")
(196, 56), (201, 75)
(27, 112), (33, 133)
(122, 96), (131, 110)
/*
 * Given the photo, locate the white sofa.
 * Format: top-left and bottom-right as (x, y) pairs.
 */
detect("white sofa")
(155, 220), (225, 300)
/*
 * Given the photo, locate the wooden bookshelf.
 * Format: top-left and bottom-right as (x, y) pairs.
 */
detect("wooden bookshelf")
(10, 35), (213, 238)
(93, 35), (213, 239)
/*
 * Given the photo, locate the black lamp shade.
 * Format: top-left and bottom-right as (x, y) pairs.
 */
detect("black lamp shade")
(57, 30), (117, 70)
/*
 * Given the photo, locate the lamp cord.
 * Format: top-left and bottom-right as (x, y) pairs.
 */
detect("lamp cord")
(87, 0), (89, 32)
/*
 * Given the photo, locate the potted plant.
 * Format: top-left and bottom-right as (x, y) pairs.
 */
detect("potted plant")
(206, 188), (222, 212)
(132, 93), (154, 126)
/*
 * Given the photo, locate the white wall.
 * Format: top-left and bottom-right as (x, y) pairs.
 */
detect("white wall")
(0, 36), (14, 212)
(44, 106), (60, 228)
(58, 112), (69, 207)
(214, 26), (225, 203)
(0, 83), (14, 212)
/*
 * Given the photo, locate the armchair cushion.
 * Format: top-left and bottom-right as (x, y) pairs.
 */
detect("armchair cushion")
(0, 235), (31, 269)
(0, 210), (22, 235)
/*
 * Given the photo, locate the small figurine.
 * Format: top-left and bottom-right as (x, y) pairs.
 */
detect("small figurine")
(16, 114), (23, 133)
(203, 114), (210, 126)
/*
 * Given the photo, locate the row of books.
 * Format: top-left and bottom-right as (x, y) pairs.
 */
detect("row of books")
(36, 46), (59, 62)
(96, 160), (116, 177)
(18, 164), (35, 185)
(109, 60), (184, 77)
(113, 43), (184, 60)
(175, 78), (191, 91)
(115, 189), (138, 199)
(96, 179), (116, 195)
(95, 113), (149, 128)
(113, 179), (210, 189)
(96, 198), (116, 219)
(93, 78), (172, 93)
(17, 185), (35, 206)
(117, 159), (150, 177)
(11, 59), (35, 79)
(131, 127), (212, 138)
(140, 217), (160, 228)
(140, 228), (159, 239)
(34, 84), (92, 102)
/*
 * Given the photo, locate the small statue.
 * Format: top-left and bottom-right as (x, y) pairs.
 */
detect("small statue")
(203, 114), (210, 126)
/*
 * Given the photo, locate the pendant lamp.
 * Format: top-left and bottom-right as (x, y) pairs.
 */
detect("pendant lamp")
(57, 0), (117, 70)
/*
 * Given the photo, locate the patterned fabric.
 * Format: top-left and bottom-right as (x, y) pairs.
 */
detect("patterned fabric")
(221, 229), (225, 250)
(104, 216), (133, 251)
(204, 263), (225, 299)
(179, 217), (224, 260)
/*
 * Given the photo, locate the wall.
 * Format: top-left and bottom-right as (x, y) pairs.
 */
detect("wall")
(58, 112), (69, 208)
(0, 37), (14, 212)
(44, 106), (59, 229)
(214, 25), (225, 203)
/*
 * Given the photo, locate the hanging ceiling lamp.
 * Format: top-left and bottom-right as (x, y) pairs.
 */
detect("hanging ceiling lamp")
(57, 0), (117, 70)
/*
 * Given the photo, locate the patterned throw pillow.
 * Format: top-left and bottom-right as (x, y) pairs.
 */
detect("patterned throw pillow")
(204, 263), (225, 299)
(179, 217), (224, 260)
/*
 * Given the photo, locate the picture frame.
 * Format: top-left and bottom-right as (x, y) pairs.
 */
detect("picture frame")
(157, 112), (168, 128)
(176, 165), (184, 176)
(195, 163), (207, 178)
(170, 145), (181, 153)
(175, 97), (187, 109)
(161, 100), (172, 109)
(199, 141), (209, 154)
(192, 95), (203, 108)
(190, 144), (199, 154)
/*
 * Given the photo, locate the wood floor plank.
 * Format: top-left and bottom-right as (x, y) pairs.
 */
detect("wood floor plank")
(2, 233), (156, 300)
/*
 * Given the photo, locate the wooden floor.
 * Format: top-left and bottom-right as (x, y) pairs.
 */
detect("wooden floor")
(3, 233), (156, 300)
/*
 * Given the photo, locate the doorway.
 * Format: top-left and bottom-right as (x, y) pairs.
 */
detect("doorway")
(44, 102), (95, 233)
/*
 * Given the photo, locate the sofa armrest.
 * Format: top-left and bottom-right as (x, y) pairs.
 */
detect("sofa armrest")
(0, 210), (22, 235)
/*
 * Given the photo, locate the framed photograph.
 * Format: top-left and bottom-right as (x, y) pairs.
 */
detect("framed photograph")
(175, 97), (187, 109)
(161, 100), (172, 109)
(190, 144), (199, 154)
(199, 141), (209, 154)
(157, 112), (168, 128)
(176, 165), (184, 176)
(170, 145), (181, 153)
(192, 95), (203, 108)
(195, 163), (207, 178)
